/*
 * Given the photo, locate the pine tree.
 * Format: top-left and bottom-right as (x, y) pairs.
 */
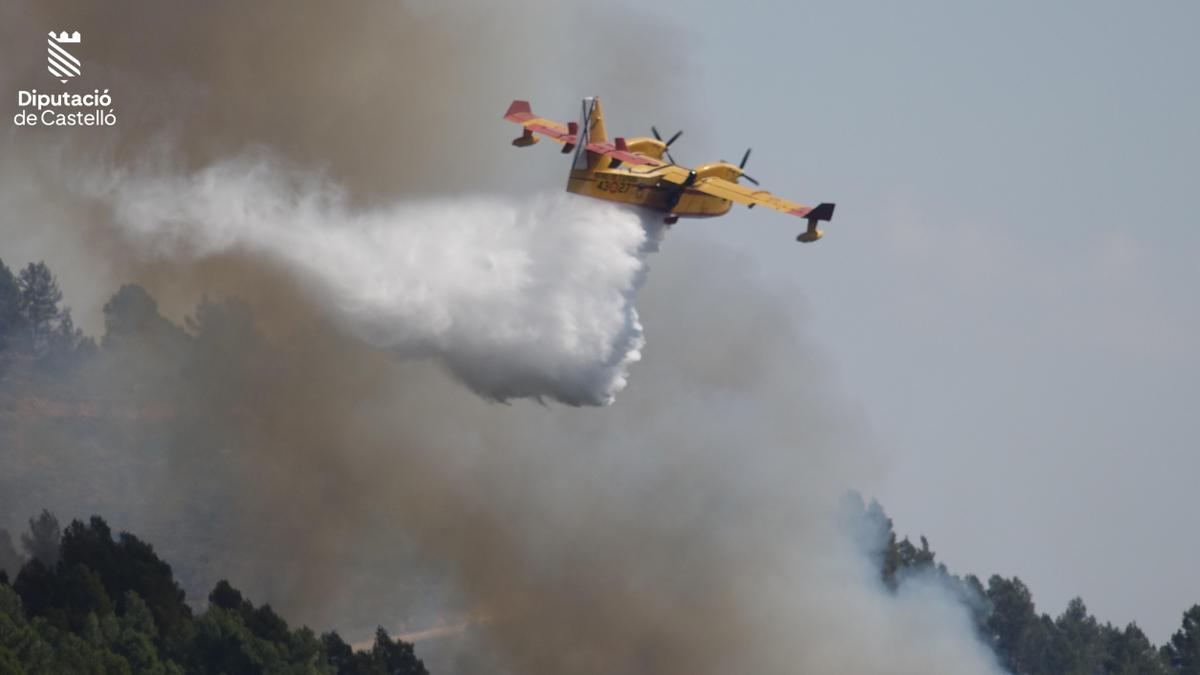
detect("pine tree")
(20, 510), (61, 567)
(17, 262), (63, 356)
(1165, 606), (1200, 674)
(1053, 597), (1103, 674)
(984, 575), (1042, 673)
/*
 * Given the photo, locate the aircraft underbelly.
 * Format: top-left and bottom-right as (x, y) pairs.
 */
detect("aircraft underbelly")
(567, 174), (730, 217)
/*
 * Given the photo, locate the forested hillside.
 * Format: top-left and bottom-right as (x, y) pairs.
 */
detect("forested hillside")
(2, 256), (1198, 674)
(0, 512), (425, 674)
(849, 497), (1200, 674)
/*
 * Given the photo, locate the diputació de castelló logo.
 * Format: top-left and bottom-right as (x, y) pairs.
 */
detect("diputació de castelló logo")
(14, 30), (117, 127)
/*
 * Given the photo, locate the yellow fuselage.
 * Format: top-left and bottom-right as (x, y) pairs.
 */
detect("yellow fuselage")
(567, 156), (738, 219)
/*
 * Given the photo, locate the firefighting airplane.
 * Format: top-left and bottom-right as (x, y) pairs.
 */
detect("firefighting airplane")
(504, 97), (835, 242)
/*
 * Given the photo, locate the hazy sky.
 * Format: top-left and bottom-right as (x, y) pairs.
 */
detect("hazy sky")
(613, 0), (1199, 641)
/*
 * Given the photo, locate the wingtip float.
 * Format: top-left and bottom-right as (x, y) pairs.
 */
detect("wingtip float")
(504, 97), (836, 243)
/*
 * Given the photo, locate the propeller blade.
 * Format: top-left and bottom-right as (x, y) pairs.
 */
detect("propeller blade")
(653, 126), (682, 163)
(739, 147), (752, 169)
(741, 173), (760, 186)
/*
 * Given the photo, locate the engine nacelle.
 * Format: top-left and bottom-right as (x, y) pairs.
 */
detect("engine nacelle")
(623, 137), (668, 161)
(694, 162), (746, 183)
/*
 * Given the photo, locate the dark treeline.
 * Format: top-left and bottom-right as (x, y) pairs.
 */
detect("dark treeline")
(848, 495), (1200, 674)
(2, 256), (1199, 674)
(0, 511), (427, 674)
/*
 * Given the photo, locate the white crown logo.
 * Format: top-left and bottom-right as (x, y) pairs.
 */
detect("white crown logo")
(50, 31), (81, 43)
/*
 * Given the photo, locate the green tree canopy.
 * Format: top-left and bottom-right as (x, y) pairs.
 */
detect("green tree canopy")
(1166, 606), (1200, 674)
(4, 511), (428, 674)
(1105, 622), (1169, 675)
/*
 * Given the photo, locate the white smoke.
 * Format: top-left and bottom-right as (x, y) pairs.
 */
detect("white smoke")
(87, 155), (656, 405)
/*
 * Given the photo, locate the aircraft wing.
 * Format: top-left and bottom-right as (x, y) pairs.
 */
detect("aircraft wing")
(504, 100), (661, 166)
(652, 169), (835, 241)
(638, 164), (833, 219)
(691, 176), (824, 220)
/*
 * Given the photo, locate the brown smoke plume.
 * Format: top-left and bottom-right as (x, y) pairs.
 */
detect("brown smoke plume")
(0, 1), (1005, 672)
